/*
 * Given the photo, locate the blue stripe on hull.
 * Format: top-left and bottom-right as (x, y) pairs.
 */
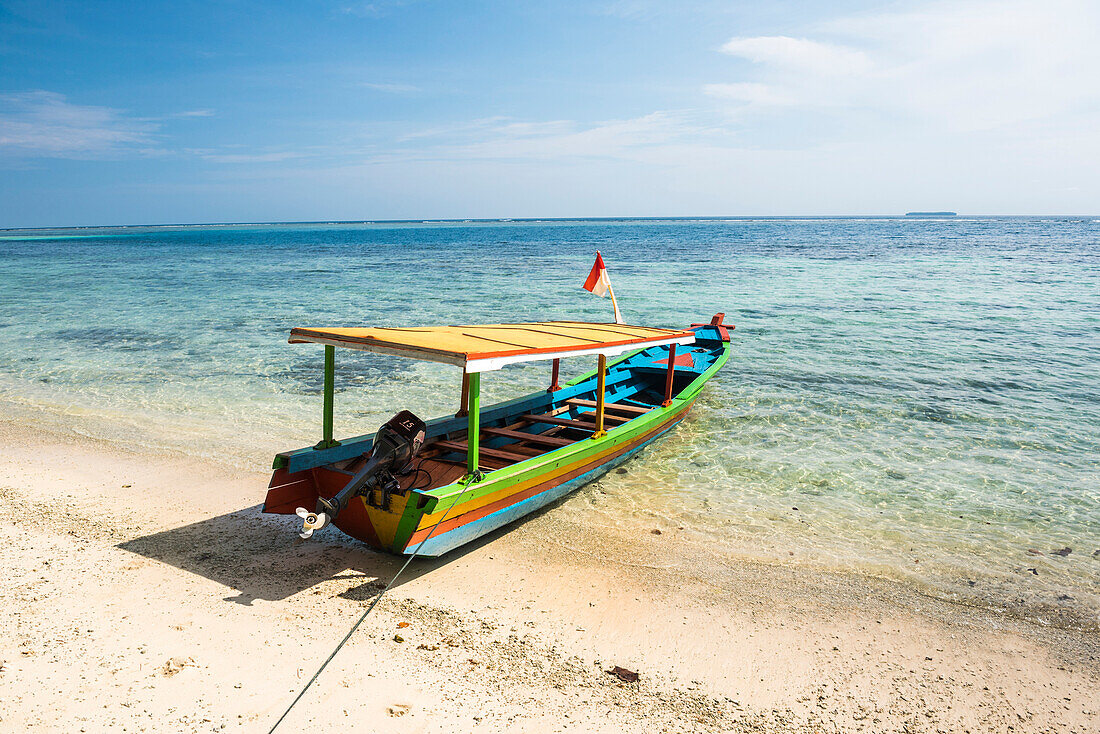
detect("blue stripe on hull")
(408, 418), (683, 557)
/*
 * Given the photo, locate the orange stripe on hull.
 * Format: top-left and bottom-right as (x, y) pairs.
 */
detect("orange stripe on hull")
(404, 407), (686, 548)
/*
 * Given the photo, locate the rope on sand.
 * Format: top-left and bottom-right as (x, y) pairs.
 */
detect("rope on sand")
(267, 473), (481, 733)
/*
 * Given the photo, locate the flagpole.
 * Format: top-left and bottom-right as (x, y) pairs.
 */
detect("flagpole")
(584, 250), (624, 324)
(607, 284), (624, 324)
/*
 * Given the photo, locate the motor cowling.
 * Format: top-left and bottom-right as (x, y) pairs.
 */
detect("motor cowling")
(297, 410), (426, 538)
(371, 410), (427, 472)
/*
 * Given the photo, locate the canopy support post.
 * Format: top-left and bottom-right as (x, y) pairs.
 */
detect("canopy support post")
(592, 354), (607, 438)
(548, 358), (560, 392)
(662, 343), (676, 407)
(456, 372), (470, 417)
(466, 372), (481, 478)
(314, 345), (340, 450)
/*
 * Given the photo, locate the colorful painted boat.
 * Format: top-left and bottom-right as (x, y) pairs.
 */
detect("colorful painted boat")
(264, 315), (732, 557)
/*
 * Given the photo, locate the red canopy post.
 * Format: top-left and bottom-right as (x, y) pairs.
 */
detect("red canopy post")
(662, 343), (676, 406)
(593, 354), (607, 437)
(456, 371), (470, 417)
(548, 358), (560, 392)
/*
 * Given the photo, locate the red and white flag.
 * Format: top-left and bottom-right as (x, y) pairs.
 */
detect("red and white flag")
(583, 250), (624, 323)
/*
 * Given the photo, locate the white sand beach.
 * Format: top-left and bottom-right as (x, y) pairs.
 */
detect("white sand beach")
(1, 418), (1096, 733)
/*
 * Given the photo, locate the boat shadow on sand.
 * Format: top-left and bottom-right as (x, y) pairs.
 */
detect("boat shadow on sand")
(117, 504), (493, 606)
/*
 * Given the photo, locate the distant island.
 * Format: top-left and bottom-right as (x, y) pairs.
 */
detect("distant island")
(905, 211), (957, 217)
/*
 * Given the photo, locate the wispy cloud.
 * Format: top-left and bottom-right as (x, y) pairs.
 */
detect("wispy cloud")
(707, 0), (1100, 132)
(198, 151), (302, 163)
(395, 116), (511, 142)
(388, 112), (708, 163)
(166, 112), (726, 175)
(360, 82), (420, 93)
(337, 0), (417, 19)
(720, 36), (871, 75)
(703, 82), (791, 106)
(0, 91), (158, 157)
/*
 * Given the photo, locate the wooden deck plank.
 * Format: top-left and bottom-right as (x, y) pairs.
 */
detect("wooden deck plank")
(565, 398), (652, 416)
(575, 410), (631, 426)
(432, 439), (531, 464)
(518, 414), (596, 431)
(397, 458), (468, 491)
(482, 426), (573, 448)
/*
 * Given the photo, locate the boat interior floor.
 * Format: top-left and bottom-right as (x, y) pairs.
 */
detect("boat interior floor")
(328, 398), (660, 494)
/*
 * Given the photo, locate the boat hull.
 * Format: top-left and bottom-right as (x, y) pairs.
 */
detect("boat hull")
(409, 409), (686, 556)
(265, 317), (731, 556)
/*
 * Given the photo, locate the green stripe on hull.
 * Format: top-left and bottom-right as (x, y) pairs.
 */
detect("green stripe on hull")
(401, 405), (690, 550)
(390, 338), (731, 553)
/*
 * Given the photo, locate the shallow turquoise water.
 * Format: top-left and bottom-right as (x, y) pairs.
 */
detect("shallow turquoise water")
(1, 218), (1097, 627)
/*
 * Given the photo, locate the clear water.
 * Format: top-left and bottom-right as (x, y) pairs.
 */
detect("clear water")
(1, 218), (1097, 628)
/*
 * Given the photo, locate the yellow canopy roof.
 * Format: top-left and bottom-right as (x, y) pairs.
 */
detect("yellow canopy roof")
(289, 321), (696, 373)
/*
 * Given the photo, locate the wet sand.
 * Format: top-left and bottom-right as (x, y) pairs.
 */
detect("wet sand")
(0, 419), (1097, 733)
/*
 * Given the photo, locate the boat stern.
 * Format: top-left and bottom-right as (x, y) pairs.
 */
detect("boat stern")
(264, 460), (428, 553)
(264, 465), (320, 516)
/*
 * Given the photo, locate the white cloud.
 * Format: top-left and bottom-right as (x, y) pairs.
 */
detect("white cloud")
(361, 82), (420, 93)
(708, 0), (1100, 132)
(720, 36), (871, 76)
(0, 91), (157, 157)
(703, 82), (791, 106)
(199, 151), (301, 163)
(395, 116), (511, 142)
(338, 0), (415, 18)
(404, 112), (704, 162)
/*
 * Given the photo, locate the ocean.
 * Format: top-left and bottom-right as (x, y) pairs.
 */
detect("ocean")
(1, 217), (1097, 628)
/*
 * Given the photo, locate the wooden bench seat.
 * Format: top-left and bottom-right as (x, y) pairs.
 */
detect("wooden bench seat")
(520, 410), (630, 430)
(575, 411), (631, 426)
(482, 426), (573, 448)
(565, 398), (652, 416)
(431, 439), (533, 464)
(519, 414), (596, 431)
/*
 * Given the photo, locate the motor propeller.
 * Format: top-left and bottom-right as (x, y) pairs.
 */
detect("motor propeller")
(296, 410), (426, 539)
(295, 506), (329, 539)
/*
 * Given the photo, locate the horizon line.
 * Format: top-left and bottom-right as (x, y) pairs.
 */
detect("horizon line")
(4, 213), (1100, 231)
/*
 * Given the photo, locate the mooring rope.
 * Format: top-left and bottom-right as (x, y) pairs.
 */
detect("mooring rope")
(267, 473), (481, 733)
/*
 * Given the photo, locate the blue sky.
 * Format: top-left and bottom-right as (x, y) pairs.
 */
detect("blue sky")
(1, 0), (1098, 225)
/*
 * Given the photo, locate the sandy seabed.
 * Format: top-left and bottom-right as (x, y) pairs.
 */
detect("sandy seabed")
(0, 419), (1096, 733)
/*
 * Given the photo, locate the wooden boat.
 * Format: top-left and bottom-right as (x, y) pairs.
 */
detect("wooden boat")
(264, 314), (732, 557)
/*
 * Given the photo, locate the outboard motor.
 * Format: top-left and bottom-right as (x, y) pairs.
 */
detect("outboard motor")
(297, 410), (426, 539)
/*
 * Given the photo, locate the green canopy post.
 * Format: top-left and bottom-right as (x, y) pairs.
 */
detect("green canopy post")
(314, 344), (340, 450)
(466, 371), (480, 476)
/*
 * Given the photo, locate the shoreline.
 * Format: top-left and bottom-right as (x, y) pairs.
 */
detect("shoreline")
(1, 418), (1097, 732)
(4, 385), (1096, 634)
